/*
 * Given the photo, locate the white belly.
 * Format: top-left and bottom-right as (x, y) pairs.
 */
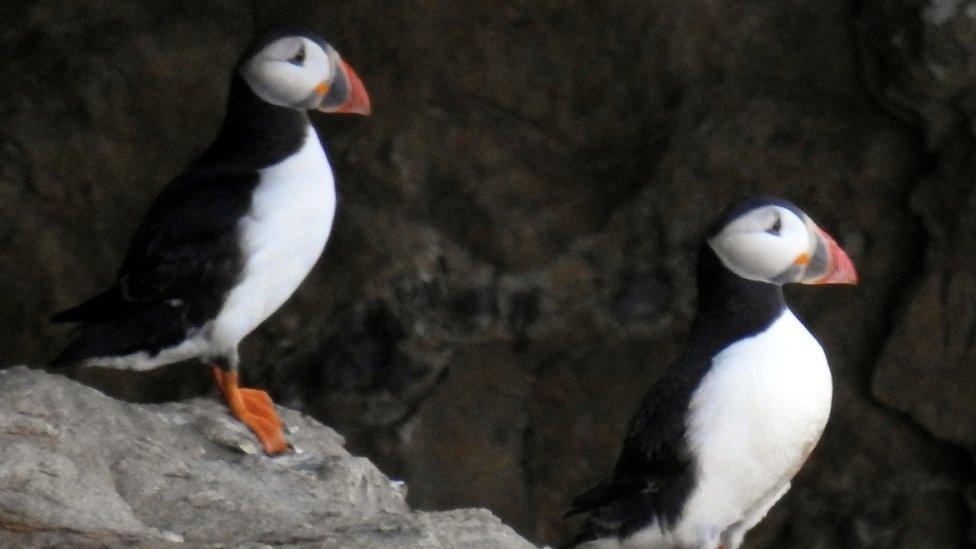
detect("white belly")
(210, 126), (336, 355)
(664, 309), (833, 546)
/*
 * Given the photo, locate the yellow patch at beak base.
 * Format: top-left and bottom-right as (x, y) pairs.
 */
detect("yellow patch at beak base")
(314, 81), (330, 96)
(794, 252), (811, 265)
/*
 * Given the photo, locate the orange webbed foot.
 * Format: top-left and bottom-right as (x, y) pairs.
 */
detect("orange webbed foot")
(239, 388), (283, 427)
(211, 366), (289, 455)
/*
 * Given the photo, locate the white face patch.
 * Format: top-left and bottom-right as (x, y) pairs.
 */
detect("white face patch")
(707, 205), (812, 284)
(240, 37), (335, 109)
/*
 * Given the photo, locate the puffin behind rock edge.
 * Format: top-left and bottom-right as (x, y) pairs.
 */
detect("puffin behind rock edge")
(51, 26), (371, 455)
(565, 197), (857, 548)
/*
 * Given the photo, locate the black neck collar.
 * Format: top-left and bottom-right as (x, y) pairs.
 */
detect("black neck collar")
(199, 73), (310, 169)
(688, 244), (787, 354)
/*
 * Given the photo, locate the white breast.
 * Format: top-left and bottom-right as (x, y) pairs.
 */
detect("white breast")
(210, 125), (336, 356)
(660, 309), (832, 546)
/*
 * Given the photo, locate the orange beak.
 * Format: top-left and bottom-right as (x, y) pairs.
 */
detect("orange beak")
(810, 226), (858, 285)
(333, 60), (371, 115)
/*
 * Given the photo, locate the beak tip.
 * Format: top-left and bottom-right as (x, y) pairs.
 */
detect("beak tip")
(821, 248), (859, 285)
(357, 99), (372, 116)
(831, 249), (859, 285)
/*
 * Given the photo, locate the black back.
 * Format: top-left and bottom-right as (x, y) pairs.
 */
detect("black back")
(565, 235), (787, 545)
(111, 72), (310, 324)
(52, 29), (313, 364)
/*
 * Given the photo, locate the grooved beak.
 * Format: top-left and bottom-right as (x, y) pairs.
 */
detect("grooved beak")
(809, 226), (858, 285)
(331, 60), (371, 115)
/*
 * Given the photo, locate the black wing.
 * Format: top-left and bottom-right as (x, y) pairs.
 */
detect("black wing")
(54, 164), (260, 326)
(566, 350), (713, 544)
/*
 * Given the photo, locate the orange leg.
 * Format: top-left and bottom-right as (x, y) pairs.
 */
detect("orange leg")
(211, 366), (289, 455)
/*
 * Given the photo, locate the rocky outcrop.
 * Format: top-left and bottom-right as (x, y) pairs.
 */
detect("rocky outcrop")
(0, 367), (533, 548)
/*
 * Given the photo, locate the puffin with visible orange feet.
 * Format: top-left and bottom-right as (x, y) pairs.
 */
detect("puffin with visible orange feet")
(51, 27), (371, 455)
(565, 197), (857, 548)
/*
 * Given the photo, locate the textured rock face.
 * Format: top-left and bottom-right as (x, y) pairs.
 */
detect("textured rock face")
(1, 0), (975, 547)
(862, 0), (976, 459)
(0, 367), (534, 548)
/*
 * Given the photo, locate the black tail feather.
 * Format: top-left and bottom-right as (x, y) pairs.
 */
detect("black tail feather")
(51, 285), (140, 324)
(50, 301), (189, 367)
(565, 477), (638, 518)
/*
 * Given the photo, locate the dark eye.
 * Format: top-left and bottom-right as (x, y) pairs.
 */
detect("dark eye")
(289, 45), (306, 66)
(766, 215), (782, 236)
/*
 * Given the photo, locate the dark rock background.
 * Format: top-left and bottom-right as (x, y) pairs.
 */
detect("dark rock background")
(1, 0), (974, 547)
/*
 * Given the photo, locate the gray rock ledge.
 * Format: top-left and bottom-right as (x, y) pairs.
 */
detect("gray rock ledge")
(0, 366), (535, 548)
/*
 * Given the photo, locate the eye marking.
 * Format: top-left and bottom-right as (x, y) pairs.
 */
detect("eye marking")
(765, 215), (782, 236)
(289, 45), (306, 66)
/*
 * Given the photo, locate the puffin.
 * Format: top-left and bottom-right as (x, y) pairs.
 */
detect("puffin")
(50, 27), (371, 455)
(564, 197), (858, 548)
